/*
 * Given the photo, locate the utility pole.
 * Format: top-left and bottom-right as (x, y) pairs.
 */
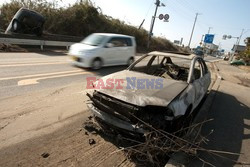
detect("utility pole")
(188, 13), (201, 48)
(237, 29), (245, 45)
(208, 27), (212, 34)
(233, 29), (245, 59)
(200, 34), (204, 46)
(138, 19), (145, 29)
(147, 0), (160, 49)
(180, 38), (183, 46)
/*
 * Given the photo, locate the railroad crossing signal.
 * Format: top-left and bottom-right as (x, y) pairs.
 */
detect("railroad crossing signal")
(158, 13), (169, 22)
(159, 14), (164, 20)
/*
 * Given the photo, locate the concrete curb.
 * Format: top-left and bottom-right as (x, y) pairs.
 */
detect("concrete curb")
(165, 62), (222, 167)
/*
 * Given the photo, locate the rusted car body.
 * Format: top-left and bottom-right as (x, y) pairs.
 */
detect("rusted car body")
(86, 51), (211, 134)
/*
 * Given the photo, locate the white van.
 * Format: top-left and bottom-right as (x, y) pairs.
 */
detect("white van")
(68, 33), (136, 69)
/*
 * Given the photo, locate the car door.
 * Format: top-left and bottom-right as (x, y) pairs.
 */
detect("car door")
(189, 58), (206, 109)
(107, 37), (128, 65)
(101, 37), (117, 65)
(200, 59), (211, 91)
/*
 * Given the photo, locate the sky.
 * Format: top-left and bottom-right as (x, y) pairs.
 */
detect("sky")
(2, 0), (250, 51)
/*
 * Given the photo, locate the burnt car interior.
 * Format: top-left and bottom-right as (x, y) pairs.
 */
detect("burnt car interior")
(130, 55), (201, 82)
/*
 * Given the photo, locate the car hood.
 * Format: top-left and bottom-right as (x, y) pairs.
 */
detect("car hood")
(89, 70), (188, 107)
(69, 43), (98, 52)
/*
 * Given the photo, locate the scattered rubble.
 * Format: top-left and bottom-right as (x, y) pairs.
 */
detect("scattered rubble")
(84, 115), (250, 167)
(88, 139), (96, 145)
(0, 43), (27, 52)
(41, 152), (50, 158)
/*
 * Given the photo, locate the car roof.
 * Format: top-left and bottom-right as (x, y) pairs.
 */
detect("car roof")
(93, 33), (134, 38)
(148, 51), (196, 60)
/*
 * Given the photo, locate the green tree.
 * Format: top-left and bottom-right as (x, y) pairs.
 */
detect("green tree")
(0, 0), (181, 52)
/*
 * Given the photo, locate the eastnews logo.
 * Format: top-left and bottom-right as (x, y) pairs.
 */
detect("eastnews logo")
(86, 77), (163, 89)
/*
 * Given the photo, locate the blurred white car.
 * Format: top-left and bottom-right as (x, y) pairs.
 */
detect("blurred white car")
(68, 33), (136, 69)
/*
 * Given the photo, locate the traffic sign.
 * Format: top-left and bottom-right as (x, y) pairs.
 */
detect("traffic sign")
(164, 14), (169, 21)
(204, 34), (214, 44)
(222, 35), (227, 40)
(159, 14), (164, 20)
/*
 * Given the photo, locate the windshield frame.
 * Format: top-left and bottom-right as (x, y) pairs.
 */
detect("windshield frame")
(81, 34), (107, 46)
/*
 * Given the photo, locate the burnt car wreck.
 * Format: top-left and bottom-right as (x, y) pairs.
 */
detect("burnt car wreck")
(86, 51), (211, 135)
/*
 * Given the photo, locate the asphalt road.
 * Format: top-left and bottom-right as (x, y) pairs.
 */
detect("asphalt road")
(0, 52), (220, 99)
(0, 52), (127, 99)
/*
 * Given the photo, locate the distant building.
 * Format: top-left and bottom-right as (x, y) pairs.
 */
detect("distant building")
(232, 45), (246, 53)
(203, 43), (219, 55)
(205, 43), (219, 50)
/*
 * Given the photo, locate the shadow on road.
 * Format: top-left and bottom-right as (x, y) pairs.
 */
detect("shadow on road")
(189, 90), (250, 167)
(35, 50), (68, 56)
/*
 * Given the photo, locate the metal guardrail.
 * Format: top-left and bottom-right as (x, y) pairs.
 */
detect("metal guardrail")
(0, 37), (75, 50)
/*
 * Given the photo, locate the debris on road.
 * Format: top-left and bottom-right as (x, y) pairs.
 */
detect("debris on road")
(88, 139), (96, 145)
(41, 152), (50, 158)
(0, 43), (27, 52)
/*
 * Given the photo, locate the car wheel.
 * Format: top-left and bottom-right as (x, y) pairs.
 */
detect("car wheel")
(92, 58), (102, 70)
(12, 20), (20, 32)
(127, 57), (134, 66)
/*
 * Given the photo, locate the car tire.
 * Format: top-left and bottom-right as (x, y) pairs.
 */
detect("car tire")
(12, 19), (20, 32)
(91, 58), (102, 70)
(127, 57), (134, 66)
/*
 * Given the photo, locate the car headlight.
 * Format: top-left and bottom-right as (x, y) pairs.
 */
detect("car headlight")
(78, 50), (95, 55)
(165, 108), (174, 121)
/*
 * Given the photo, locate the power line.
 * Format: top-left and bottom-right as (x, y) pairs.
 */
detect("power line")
(181, 0), (199, 13)
(164, 0), (194, 20)
(173, 0), (197, 16)
(144, 0), (155, 19)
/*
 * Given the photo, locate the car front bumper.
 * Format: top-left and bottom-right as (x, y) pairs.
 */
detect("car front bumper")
(87, 103), (145, 134)
(68, 53), (92, 68)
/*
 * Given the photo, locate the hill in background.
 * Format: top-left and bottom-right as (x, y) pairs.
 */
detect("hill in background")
(0, 0), (187, 53)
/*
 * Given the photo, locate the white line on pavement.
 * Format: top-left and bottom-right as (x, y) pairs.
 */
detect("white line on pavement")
(0, 60), (70, 65)
(0, 69), (84, 81)
(0, 62), (68, 67)
(18, 71), (93, 86)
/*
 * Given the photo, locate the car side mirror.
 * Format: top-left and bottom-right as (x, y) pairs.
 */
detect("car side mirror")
(105, 43), (114, 48)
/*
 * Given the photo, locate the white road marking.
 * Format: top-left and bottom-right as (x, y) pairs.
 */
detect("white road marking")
(0, 69), (84, 81)
(0, 62), (68, 67)
(0, 60), (70, 65)
(18, 71), (93, 86)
